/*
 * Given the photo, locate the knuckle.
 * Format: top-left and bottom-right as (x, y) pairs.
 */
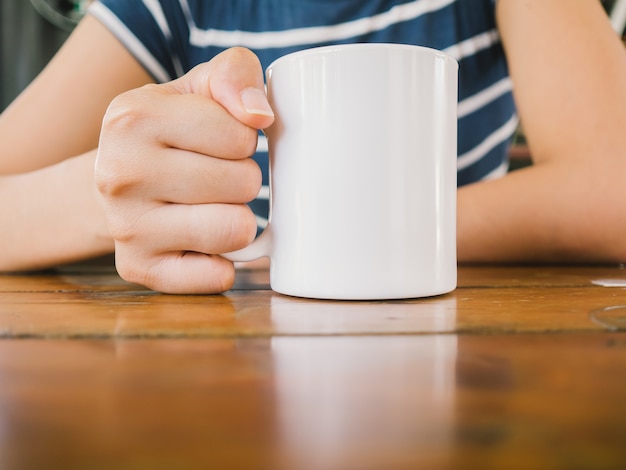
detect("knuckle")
(96, 87), (162, 198)
(115, 250), (170, 293)
(94, 159), (139, 199)
(106, 206), (152, 246)
(221, 46), (260, 69)
(107, 217), (139, 244)
(94, 160), (128, 198)
(114, 251), (148, 287)
(101, 85), (159, 134)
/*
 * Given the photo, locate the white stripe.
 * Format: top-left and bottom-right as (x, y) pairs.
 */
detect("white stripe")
(186, 0), (456, 49)
(142, 0), (172, 39)
(481, 160), (509, 181)
(88, 3), (171, 82)
(256, 134), (268, 153)
(142, 0), (185, 77)
(457, 114), (519, 170)
(458, 77), (512, 119)
(178, 0), (192, 22)
(443, 29), (500, 61)
(254, 183), (269, 228)
(256, 186), (270, 200)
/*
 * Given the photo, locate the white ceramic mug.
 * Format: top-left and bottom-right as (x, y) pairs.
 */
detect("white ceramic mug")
(226, 43), (458, 300)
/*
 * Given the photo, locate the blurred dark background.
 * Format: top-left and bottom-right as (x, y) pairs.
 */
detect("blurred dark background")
(1, 0), (88, 111)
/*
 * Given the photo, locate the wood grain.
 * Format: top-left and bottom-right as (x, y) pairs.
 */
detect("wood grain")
(0, 265), (625, 469)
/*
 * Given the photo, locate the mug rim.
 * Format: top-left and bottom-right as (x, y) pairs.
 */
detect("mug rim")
(266, 42), (459, 73)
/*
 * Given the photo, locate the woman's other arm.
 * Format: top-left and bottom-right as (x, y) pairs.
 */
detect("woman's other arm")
(457, 0), (626, 263)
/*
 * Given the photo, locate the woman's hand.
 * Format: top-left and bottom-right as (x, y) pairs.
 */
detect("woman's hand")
(95, 47), (274, 294)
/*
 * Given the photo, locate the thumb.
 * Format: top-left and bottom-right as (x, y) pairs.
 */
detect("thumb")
(169, 47), (274, 130)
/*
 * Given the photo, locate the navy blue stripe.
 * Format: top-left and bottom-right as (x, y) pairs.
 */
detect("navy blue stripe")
(458, 96), (516, 157)
(186, 0), (425, 32)
(458, 141), (511, 186)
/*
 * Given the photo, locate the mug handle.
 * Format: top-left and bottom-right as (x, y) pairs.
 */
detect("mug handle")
(222, 223), (273, 262)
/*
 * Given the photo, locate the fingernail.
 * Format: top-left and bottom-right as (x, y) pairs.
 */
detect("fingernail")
(241, 87), (274, 117)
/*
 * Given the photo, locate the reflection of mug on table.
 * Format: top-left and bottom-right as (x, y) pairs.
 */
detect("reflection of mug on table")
(227, 44), (458, 300)
(271, 334), (458, 470)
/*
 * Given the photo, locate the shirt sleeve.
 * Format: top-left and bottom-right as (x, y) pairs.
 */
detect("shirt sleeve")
(87, 0), (187, 82)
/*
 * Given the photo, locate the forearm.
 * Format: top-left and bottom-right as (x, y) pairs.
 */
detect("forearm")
(457, 160), (626, 264)
(466, 0), (626, 265)
(0, 150), (113, 271)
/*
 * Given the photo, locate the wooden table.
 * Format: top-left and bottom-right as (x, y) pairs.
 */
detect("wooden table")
(0, 264), (625, 469)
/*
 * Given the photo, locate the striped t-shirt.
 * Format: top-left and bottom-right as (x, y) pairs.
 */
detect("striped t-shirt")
(89, 0), (517, 228)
